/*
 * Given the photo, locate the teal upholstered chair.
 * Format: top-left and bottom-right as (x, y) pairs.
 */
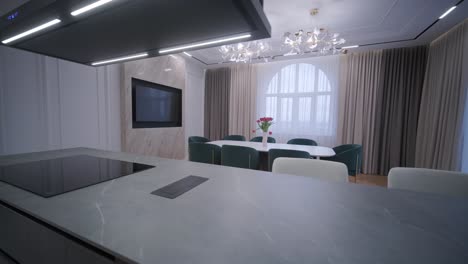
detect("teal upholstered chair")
(223, 135), (246, 141)
(250, 136), (276, 143)
(188, 136), (210, 144)
(221, 145), (259, 170)
(188, 143), (221, 165)
(323, 144), (362, 176)
(287, 138), (318, 146)
(268, 149), (310, 171)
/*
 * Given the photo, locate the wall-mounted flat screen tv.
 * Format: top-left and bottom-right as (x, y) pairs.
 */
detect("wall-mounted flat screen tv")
(132, 78), (182, 128)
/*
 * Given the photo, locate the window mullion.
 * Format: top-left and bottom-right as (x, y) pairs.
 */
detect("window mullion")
(312, 66), (319, 124)
(292, 64), (300, 123)
(276, 70), (282, 121)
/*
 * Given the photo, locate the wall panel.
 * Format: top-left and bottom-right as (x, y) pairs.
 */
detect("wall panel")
(0, 46), (121, 155)
(122, 55), (186, 159)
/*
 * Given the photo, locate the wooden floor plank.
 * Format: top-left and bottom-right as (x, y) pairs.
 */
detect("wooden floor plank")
(349, 174), (387, 187)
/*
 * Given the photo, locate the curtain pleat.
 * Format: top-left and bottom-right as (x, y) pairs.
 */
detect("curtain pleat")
(339, 46), (428, 175)
(229, 64), (257, 140)
(204, 68), (231, 140)
(378, 46), (428, 175)
(338, 51), (384, 174)
(415, 20), (468, 171)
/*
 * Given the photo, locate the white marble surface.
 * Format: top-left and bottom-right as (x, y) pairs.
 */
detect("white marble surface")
(210, 140), (336, 157)
(1, 148), (468, 264)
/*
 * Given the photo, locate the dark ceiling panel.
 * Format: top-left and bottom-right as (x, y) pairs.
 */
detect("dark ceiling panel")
(0, 0), (271, 65)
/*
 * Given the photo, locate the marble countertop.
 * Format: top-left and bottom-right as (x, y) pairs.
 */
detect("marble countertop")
(1, 148), (467, 264)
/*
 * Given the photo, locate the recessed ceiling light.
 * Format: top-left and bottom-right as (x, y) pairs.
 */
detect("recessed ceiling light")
(183, 52), (192, 57)
(71, 0), (113, 16)
(91, 52), (148, 66)
(342, 45), (359, 49)
(2, 19), (61, 44)
(439, 6), (456, 19)
(159, 34), (251, 54)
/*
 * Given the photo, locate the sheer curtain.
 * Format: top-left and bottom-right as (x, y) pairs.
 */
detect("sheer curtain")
(256, 55), (341, 147)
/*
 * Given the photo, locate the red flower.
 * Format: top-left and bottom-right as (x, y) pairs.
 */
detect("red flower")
(269, 131), (272, 135)
(252, 130), (256, 133)
(256, 120), (260, 123)
(259, 117), (265, 122)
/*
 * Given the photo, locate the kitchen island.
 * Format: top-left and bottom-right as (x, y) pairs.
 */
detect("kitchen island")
(1, 148), (467, 264)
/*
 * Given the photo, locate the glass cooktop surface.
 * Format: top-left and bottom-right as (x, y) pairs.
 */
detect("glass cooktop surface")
(0, 155), (154, 198)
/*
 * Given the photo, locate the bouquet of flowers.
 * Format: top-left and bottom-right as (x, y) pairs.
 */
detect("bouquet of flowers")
(252, 117), (274, 134)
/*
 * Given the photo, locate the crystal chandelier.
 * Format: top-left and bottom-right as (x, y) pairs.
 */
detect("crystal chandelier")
(219, 40), (271, 63)
(283, 28), (345, 56)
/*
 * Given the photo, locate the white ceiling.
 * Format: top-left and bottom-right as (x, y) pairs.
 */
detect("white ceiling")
(189, 0), (468, 66)
(1, 0), (467, 66)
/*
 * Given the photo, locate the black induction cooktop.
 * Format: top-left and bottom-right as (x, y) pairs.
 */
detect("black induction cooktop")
(0, 155), (154, 198)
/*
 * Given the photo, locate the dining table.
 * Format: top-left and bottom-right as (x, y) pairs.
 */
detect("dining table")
(209, 140), (336, 159)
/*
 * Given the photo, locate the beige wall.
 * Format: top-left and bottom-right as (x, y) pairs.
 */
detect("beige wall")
(121, 55), (186, 159)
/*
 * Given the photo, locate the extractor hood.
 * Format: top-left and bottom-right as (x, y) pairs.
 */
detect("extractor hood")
(0, 0), (271, 66)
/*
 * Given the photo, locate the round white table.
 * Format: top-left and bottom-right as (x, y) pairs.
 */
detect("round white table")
(209, 140), (336, 159)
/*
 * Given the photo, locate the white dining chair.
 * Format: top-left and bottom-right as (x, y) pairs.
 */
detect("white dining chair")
(272, 157), (348, 183)
(388, 167), (468, 197)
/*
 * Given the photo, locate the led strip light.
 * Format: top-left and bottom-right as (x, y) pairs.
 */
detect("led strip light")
(91, 53), (149, 66)
(71, 0), (114, 16)
(439, 6), (456, 19)
(159, 34), (251, 54)
(2, 19), (61, 44)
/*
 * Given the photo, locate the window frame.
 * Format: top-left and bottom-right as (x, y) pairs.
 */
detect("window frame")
(265, 63), (333, 133)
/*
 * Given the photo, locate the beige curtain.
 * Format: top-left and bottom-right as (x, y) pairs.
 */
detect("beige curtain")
(415, 20), (468, 171)
(204, 68), (230, 140)
(338, 51), (384, 174)
(228, 64), (257, 139)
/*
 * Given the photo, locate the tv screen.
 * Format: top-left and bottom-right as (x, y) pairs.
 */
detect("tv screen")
(132, 78), (182, 128)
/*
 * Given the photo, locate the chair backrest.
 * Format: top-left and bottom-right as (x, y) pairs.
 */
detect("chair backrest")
(287, 138), (318, 146)
(333, 144), (361, 154)
(388, 167), (468, 197)
(221, 145), (259, 170)
(250, 136), (276, 143)
(325, 144), (362, 176)
(272, 158), (348, 183)
(188, 143), (221, 165)
(268, 148), (310, 171)
(188, 136), (210, 144)
(223, 135), (246, 141)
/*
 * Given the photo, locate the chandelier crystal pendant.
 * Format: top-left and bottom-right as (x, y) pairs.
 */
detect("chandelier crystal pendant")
(282, 28), (345, 56)
(219, 40), (271, 63)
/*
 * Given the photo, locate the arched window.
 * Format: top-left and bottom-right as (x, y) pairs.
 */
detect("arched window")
(265, 63), (333, 135)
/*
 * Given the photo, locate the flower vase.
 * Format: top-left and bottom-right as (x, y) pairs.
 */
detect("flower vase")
(262, 131), (268, 147)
